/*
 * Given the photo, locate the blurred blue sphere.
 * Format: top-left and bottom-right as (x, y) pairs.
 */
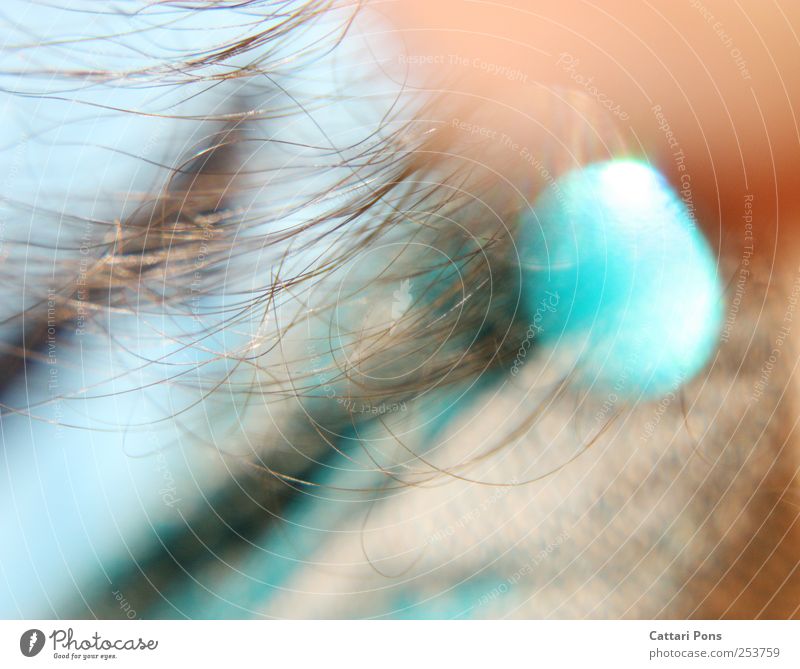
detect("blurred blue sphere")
(519, 159), (724, 399)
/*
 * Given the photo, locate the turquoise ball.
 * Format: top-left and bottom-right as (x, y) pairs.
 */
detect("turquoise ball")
(519, 159), (723, 399)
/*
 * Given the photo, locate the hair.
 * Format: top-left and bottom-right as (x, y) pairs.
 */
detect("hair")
(0, 0), (637, 481)
(6, 0), (798, 622)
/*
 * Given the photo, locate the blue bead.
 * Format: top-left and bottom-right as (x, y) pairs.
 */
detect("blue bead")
(519, 160), (724, 399)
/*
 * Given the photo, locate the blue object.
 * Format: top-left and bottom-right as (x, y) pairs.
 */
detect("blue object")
(519, 159), (723, 399)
